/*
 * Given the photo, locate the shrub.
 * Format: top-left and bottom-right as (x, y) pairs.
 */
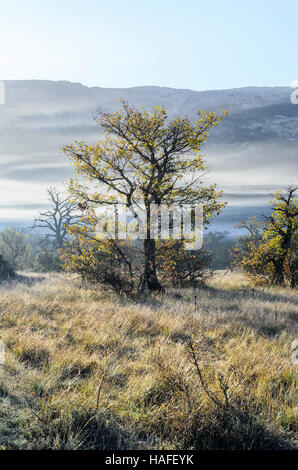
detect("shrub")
(0, 254), (15, 281)
(35, 251), (62, 272)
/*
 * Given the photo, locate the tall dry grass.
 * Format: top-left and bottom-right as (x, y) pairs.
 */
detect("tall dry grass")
(0, 271), (297, 449)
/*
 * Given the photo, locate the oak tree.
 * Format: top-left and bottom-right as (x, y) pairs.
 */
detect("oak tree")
(32, 187), (79, 248)
(234, 186), (297, 287)
(63, 102), (225, 292)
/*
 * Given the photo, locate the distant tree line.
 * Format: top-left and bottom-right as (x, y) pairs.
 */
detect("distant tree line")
(0, 186), (296, 289)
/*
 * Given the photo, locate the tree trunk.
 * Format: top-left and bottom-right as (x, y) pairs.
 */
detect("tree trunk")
(140, 238), (164, 293)
(272, 258), (285, 286)
(289, 262), (297, 289)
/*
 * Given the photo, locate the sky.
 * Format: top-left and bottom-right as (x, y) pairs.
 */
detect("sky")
(0, 0), (298, 90)
(0, 0), (297, 231)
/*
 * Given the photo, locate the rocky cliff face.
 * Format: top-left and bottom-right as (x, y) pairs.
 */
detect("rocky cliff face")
(1, 81), (294, 137)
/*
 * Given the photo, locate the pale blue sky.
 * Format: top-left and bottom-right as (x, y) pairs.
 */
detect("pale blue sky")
(0, 0), (297, 90)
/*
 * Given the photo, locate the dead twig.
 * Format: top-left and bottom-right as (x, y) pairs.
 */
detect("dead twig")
(186, 338), (223, 409)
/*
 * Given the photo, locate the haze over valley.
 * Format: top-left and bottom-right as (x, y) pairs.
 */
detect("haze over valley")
(0, 80), (296, 233)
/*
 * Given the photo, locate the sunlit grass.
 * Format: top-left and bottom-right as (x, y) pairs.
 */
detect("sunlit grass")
(0, 271), (297, 449)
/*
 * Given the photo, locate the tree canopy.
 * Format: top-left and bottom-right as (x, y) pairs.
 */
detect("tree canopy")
(234, 186), (297, 287)
(63, 101), (226, 292)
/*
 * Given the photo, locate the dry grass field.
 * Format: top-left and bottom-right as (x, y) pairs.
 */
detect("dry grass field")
(0, 271), (297, 450)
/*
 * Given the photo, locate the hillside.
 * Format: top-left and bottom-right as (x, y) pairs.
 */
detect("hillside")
(1, 81), (295, 140)
(0, 81), (297, 232)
